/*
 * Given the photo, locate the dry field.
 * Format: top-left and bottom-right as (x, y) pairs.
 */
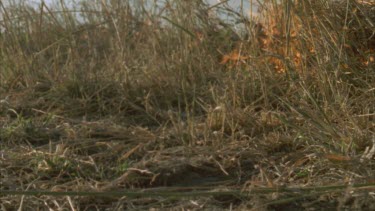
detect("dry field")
(1, 0), (374, 210)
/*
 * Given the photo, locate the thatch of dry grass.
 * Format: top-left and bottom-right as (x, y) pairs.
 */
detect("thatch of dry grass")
(0, 0), (374, 210)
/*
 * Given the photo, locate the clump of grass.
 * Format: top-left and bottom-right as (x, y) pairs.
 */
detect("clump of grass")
(1, 0), (374, 210)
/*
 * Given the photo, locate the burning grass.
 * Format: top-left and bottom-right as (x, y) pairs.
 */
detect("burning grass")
(1, 0), (374, 210)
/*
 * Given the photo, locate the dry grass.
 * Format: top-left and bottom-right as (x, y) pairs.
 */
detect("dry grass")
(1, 0), (374, 210)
